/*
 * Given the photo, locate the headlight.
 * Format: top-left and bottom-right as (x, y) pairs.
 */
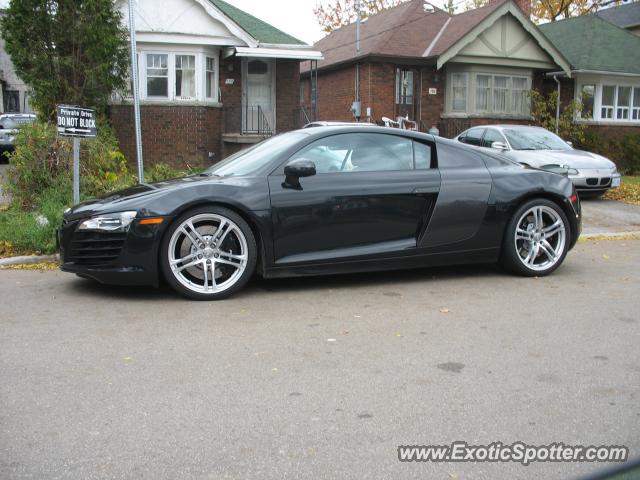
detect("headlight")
(77, 211), (137, 232)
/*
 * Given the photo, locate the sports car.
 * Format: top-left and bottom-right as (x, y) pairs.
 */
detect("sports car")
(58, 127), (581, 300)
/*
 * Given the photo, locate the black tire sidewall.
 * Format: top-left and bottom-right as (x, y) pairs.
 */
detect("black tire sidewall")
(160, 205), (257, 300)
(501, 198), (571, 277)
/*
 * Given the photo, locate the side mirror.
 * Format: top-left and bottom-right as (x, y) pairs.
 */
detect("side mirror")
(565, 141), (573, 148)
(491, 141), (508, 151)
(283, 160), (316, 190)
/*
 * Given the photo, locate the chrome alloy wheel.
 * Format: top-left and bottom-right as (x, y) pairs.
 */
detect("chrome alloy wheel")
(514, 205), (566, 272)
(167, 213), (248, 294)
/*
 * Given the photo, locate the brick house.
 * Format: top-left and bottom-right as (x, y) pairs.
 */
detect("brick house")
(111, 0), (321, 167)
(300, 0), (640, 143)
(539, 13), (640, 142)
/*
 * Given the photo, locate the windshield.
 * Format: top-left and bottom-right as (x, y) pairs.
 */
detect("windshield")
(503, 128), (571, 151)
(203, 132), (307, 177)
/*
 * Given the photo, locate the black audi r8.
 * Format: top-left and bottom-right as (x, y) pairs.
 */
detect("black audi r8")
(58, 127), (581, 300)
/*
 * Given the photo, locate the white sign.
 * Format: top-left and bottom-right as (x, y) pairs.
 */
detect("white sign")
(429, 88), (437, 95)
(56, 105), (97, 138)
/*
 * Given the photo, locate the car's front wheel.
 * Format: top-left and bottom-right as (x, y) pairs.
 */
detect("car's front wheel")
(160, 206), (257, 300)
(500, 198), (570, 276)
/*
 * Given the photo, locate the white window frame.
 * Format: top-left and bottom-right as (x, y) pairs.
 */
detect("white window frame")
(175, 54), (197, 100)
(145, 52), (170, 99)
(451, 72), (468, 113)
(129, 48), (220, 104)
(575, 74), (640, 124)
(446, 68), (531, 118)
(204, 55), (218, 101)
(633, 87), (640, 121)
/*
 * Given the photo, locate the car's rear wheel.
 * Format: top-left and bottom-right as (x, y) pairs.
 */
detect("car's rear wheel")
(500, 198), (570, 276)
(160, 206), (257, 300)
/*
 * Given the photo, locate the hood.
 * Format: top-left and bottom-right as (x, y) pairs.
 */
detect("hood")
(507, 149), (617, 170)
(64, 174), (221, 221)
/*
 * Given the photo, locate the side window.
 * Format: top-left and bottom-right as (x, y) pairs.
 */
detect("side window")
(287, 133), (414, 174)
(413, 141), (432, 169)
(464, 128), (485, 146)
(482, 129), (506, 148)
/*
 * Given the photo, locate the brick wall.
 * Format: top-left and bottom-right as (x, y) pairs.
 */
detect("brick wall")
(360, 63), (396, 123)
(276, 59), (302, 132)
(110, 104), (222, 169)
(315, 64), (358, 121)
(419, 67), (445, 131)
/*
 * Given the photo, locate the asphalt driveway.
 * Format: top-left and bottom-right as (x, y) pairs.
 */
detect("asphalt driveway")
(580, 197), (640, 236)
(1, 239), (639, 480)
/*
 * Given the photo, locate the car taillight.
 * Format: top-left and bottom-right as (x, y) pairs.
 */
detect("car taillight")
(569, 194), (578, 204)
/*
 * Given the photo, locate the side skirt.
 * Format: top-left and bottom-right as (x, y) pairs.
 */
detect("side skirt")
(263, 247), (500, 279)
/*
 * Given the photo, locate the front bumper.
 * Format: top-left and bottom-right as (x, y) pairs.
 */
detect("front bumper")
(58, 217), (168, 287)
(568, 169), (621, 192)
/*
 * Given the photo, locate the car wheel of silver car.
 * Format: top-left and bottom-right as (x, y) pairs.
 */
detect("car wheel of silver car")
(160, 206), (257, 300)
(500, 198), (570, 277)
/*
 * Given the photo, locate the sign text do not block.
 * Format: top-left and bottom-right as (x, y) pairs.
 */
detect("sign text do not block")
(56, 105), (97, 138)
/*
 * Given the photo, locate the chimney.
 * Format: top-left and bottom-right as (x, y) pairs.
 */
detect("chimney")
(487, 0), (531, 17)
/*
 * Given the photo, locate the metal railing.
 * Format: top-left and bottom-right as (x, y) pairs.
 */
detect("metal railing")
(224, 105), (273, 136)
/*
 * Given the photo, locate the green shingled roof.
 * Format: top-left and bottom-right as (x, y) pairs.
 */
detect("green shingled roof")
(539, 14), (640, 75)
(209, 0), (306, 45)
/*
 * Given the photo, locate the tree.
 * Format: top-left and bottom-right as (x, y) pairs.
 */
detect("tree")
(314, 0), (410, 33)
(1, 0), (129, 120)
(531, 0), (625, 22)
(463, 0), (626, 23)
(529, 89), (586, 143)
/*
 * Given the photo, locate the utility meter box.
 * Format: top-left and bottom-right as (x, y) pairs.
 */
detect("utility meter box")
(351, 101), (361, 118)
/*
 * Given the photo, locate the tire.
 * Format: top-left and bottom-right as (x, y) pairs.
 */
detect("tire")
(160, 205), (257, 300)
(500, 198), (570, 277)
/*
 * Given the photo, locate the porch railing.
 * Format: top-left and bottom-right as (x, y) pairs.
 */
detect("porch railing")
(224, 105), (273, 137)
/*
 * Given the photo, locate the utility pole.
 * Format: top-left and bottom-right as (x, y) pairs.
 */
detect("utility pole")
(128, 0), (144, 184)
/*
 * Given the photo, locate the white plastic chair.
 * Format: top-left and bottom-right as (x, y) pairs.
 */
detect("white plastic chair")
(382, 116), (400, 128)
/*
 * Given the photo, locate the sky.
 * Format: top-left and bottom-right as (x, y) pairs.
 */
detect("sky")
(221, 0), (451, 45)
(0, 0), (458, 45)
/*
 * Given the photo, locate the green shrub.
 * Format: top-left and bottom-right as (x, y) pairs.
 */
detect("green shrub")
(0, 119), (198, 256)
(4, 119), (136, 209)
(145, 163), (185, 183)
(575, 131), (640, 175)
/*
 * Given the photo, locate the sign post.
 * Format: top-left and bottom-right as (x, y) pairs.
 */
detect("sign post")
(128, 0), (144, 183)
(56, 105), (97, 204)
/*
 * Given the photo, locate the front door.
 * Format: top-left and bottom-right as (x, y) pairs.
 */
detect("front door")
(395, 68), (418, 121)
(243, 58), (275, 134)
(268, 132), (441, 264)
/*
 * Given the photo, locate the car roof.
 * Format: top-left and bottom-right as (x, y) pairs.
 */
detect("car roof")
(304, 121), (377, 128)
(466, 124), (544, 132)
(294, 125), (437, 142)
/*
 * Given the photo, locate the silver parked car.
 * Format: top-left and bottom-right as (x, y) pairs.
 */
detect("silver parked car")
(454, 125), (621, 197)
(0, 113), (36, 151)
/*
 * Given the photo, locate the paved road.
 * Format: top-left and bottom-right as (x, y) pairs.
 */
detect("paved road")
(581, 198), (640, 235)
(1, 239), (639, 479)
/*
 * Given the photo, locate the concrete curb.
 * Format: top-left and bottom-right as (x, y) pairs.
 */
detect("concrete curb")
(581, 231), (640, 239)
(0, 254), (59, 266)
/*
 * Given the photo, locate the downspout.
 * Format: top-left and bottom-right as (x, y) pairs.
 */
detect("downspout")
(553, 75), (561, 135)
